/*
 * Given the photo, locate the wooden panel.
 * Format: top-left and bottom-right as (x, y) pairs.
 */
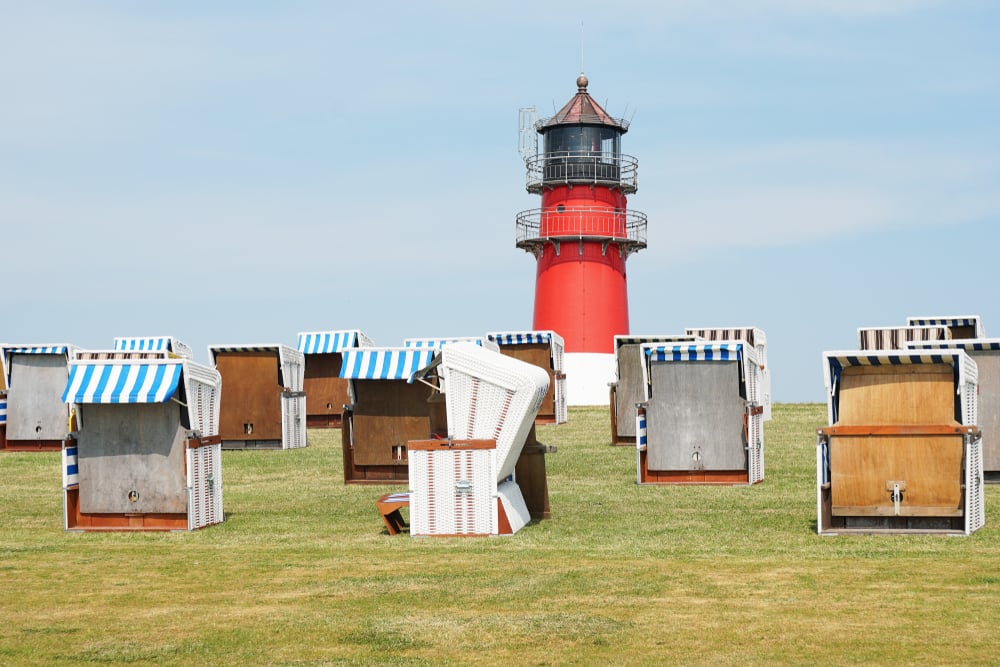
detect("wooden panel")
(639, 451), (749, 484)
(6, 354), (68, 441)
(948, 325), (977, 339)
(351, 380), (433, 466)
(837, 365), (955, 425)
(77, 403), (187, 514)
(829, 434), (964, 515)
(613, 342), (645, 439)
(516, 445), (550, 518)
(498, 344), (556, 420)
(215, 352), (283, 441)
(65, 488), (188, 531)
(970, 351), (1000, 473)
(407, 439), (496, 451)
(2, 439), (62, 452)
(646, 361), (747, 471)
(302, 353), (349, 418)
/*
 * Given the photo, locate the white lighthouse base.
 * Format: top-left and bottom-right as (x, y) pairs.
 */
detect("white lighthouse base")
(563, 352), (616, 407)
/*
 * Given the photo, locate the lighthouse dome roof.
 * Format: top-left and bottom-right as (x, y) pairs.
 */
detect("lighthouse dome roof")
(539, 74), (629, 132)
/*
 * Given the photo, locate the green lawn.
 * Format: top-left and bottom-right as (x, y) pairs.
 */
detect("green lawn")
(1, 404), (999, 665)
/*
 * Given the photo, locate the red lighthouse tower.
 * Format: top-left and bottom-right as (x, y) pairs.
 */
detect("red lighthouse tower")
(517, 74), (647, 404)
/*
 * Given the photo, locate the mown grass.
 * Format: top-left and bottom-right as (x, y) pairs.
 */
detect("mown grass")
(1, 404), (999, 665)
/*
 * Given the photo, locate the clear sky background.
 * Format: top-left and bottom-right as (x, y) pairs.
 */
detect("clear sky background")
(3, 1), (998, 402)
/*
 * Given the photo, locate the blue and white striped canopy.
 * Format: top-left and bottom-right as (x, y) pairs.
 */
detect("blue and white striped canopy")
(906, 315), (983, 337)
(822, 349), (976, 399)
(62, 362), (183, 404)
(826, 351), (963, 370)
(298, 331), (359, 354)
(908, 339), (1000, 352)
(908, 316), (980, 328)
(404, 337), (486, 349)
(0, 397), (6, 425)
(114, 337), (171, 352)
(487, 331), (552, 346)
(339, 348), (437, 381)
(615, 335), (698, 348)
(3, 345), (73, 386)
(644, 342), (744, 362)
(4, 345), (69, 356)
(64, 442), (78, 487)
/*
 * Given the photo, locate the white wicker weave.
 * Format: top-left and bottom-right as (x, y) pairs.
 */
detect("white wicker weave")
(187, 443), (224, 530)
(966, 434), (985, 534)
(407, 343), (549, 537)
(409, 446), (498, 536)
(439, 342), (549, 481)
(183, 361), (222, 437)
(281, 392), (307, 449)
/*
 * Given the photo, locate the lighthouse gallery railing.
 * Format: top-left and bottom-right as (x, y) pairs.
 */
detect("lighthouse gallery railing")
(516, 207), (647, 248)
(524, 151), (638, 194)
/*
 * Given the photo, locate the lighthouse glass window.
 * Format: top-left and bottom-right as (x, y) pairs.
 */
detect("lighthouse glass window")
(543, 126), (620, 182)
(545, 126), (619, 159)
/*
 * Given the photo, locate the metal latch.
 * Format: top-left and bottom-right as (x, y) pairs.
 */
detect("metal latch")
(455, 480), (473, 495)
(886, 480), (906, 515)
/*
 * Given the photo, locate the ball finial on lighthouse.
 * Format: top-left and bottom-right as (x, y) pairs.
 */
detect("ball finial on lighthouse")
(576, 74), (588, 91)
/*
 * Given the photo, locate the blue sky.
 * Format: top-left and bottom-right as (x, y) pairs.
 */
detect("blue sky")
(2, 1), (998, 402)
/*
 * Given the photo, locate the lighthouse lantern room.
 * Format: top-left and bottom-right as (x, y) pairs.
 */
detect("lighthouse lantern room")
(517, 74), (647, 404)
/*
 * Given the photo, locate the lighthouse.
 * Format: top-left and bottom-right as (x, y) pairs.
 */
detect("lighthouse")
(517, 74), (647, 404)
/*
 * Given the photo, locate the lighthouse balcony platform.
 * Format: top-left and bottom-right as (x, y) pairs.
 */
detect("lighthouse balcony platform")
(524, 151), (638, 194)
(516, 207), (647, 257)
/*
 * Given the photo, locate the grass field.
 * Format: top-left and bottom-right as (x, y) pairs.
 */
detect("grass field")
(1, 403), (999, 665)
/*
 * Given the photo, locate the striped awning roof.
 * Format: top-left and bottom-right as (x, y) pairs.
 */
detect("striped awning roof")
(62, 362), (183, 404)
(908, 339), (1000, 352)
(297, 331), (362, 354)
(4, 345), (70, 356)
(644, 342), (744, 362)
(826, 351), (964, 369)
(615, 334), (699, 348)
(3, 345), (74, 386)
(404, 337), (487, 349)
(908, 316), (980, 328)
(114, 337), (172, 352)
(906, 315), (984, 337)
(685, 327), (764, 346)
(823, 349), (977, 397)
(487, 331), (553, 346)
(339, 348), (438, 381)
